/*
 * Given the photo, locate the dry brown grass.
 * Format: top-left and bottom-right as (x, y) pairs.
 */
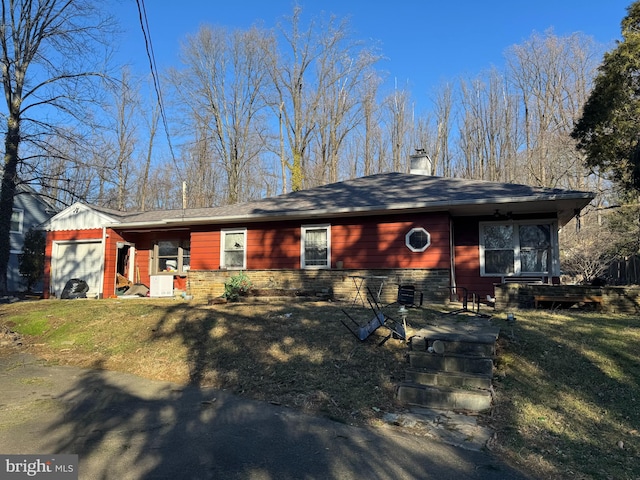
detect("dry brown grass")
(488, 310), (640, 480)
(4, 298), (639, 479)
(1, 298), (424, 425)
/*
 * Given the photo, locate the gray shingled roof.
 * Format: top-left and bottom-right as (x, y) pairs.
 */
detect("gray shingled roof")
(112, 173), (594, 228)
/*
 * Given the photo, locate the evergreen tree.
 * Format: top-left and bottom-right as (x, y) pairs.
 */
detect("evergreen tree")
(572, 1), (640, 194)
(18, 229), (46, 293)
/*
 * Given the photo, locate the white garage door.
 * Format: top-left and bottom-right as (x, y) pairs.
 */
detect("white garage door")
(52, 241), (103, 298)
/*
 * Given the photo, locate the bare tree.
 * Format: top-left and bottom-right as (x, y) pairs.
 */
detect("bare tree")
(183, 113), (224, 208)
(311, 45), (381, 185)
(506, 30), (599, 188)
(268, 6), (318, 192)
(269, 7), (376, 191)
(430, 82), (454, 177)
(458, 69), (521, 181)
(0, 0), (113, 293)
(170, 25), (272, 205)
(37, 131), (98, 207)
(560, 211), (620, 284)
(145, 162), (183, 210)
(381, 84), (413, 173)
(94, 67), (139, 210)
(358, 71), (383, 176)
(135, 98), (159, 211)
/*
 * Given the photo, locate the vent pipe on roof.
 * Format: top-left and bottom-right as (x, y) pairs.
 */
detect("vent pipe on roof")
(410, 149), (432, 175)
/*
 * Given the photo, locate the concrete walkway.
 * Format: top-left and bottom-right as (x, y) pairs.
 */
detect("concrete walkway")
(0, 353), (531, 480)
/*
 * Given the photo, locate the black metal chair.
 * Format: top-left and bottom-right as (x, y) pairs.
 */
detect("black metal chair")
(341, 309), (386, 342)
(442, 285), (492, 318)
(341, 286), (407, 345)
(397, 285), (423, 307)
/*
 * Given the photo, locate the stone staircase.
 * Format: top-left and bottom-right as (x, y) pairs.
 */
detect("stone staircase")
(396, 321), (500, 412)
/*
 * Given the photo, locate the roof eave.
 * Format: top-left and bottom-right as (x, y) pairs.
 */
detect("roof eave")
(109, 193), (595, 229)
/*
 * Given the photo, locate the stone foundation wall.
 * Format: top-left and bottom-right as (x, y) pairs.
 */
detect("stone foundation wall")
(495, 283), (640, 314)
(187, 268), (451, 304)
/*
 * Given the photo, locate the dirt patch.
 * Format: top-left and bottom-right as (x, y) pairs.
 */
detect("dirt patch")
(0, 325), (25, 352)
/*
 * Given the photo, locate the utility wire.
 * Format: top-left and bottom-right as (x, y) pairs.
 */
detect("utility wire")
(135, 0), (179, 173)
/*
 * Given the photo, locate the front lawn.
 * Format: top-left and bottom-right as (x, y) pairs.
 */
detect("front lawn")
(1, 298), (638, 479)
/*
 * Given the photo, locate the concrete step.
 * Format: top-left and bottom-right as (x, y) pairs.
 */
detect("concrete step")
(407, 351), (494, 376)
(397, 383), (492, 412)
(412, 324), (500, 345)
(409, 336), (495, 357)
(404, 368), (492, 390)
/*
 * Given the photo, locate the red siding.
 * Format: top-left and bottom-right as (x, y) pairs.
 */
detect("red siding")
(453, 218), (496, 299)
(331, 214), (450, 269)
(103, 229), (125, 297)
(248, 226), (300, 269)
(191, 231), (220, 269)
(191, 224), (301, 270)
(189, 213), (450, 271)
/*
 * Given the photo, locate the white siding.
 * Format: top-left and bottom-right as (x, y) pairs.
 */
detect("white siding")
(44, 203), (118, 231)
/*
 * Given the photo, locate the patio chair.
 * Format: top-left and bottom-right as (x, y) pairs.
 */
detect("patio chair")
(397, 284), (423, 308)
(368, 286), (406, 344)
(442, 286), (469, 315)
(442, 285), (492, 318)
(341, 309), (386, 342)
(341, 286), (407, 345)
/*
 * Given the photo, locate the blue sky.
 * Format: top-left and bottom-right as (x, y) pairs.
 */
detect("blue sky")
(112, 0), (631, 112)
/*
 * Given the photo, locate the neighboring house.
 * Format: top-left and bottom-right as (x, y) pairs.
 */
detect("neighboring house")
(9, 184), (58, 293)
(41, 169), (594, 302)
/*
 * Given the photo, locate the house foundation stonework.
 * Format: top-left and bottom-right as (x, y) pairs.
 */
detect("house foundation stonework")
(494, 283), (640, 314)
(188, 268), (451, 304)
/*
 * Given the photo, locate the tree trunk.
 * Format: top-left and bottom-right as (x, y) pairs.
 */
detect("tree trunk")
(0, 116), (20, 294)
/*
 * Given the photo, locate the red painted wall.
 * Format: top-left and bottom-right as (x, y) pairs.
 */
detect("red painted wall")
(452, 218), (496, 299)
(103, 229), (125, 297)
(45, 211), (564, 302)
(191, 230), (220, 270)
(331, 213), (450, 269)
(188, 212), (451, 271)
(48, 213), (453, 298)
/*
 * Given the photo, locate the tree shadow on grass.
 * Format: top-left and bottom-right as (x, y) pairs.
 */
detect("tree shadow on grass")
(41, 302), (528, 479)
(492, 312), (640, 479)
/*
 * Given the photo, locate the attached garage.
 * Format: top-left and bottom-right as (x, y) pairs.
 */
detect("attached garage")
(50, 241), (104, 298)
(41, 203), (123, 299)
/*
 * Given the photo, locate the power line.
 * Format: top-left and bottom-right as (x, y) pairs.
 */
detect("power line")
(135, 0), (179, 172)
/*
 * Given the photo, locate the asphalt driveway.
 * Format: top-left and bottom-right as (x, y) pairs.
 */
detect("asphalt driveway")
(0, 353), (531, 479)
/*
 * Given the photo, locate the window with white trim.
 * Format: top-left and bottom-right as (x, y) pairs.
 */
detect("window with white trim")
(479, 221), (557, 276)
(405, 227), (431, 252)
(153, 240), (190, 274)
(301, 225), (330, 268)
(10, 209), (23, 233)
(221, 229), (247, 269)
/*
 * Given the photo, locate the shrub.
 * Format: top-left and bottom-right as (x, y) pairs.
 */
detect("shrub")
(18, 228), (46, 292)
(223, 272), (252, 301)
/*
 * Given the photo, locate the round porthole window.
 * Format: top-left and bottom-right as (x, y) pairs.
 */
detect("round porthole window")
(406, 227), (431, 252)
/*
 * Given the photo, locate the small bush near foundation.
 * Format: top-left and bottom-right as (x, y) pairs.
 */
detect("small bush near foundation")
(223, 272), (252, 301)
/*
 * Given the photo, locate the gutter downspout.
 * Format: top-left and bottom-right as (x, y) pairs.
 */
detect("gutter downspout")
(449, 216), (456, 291)
(99, 227), (107, 299)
